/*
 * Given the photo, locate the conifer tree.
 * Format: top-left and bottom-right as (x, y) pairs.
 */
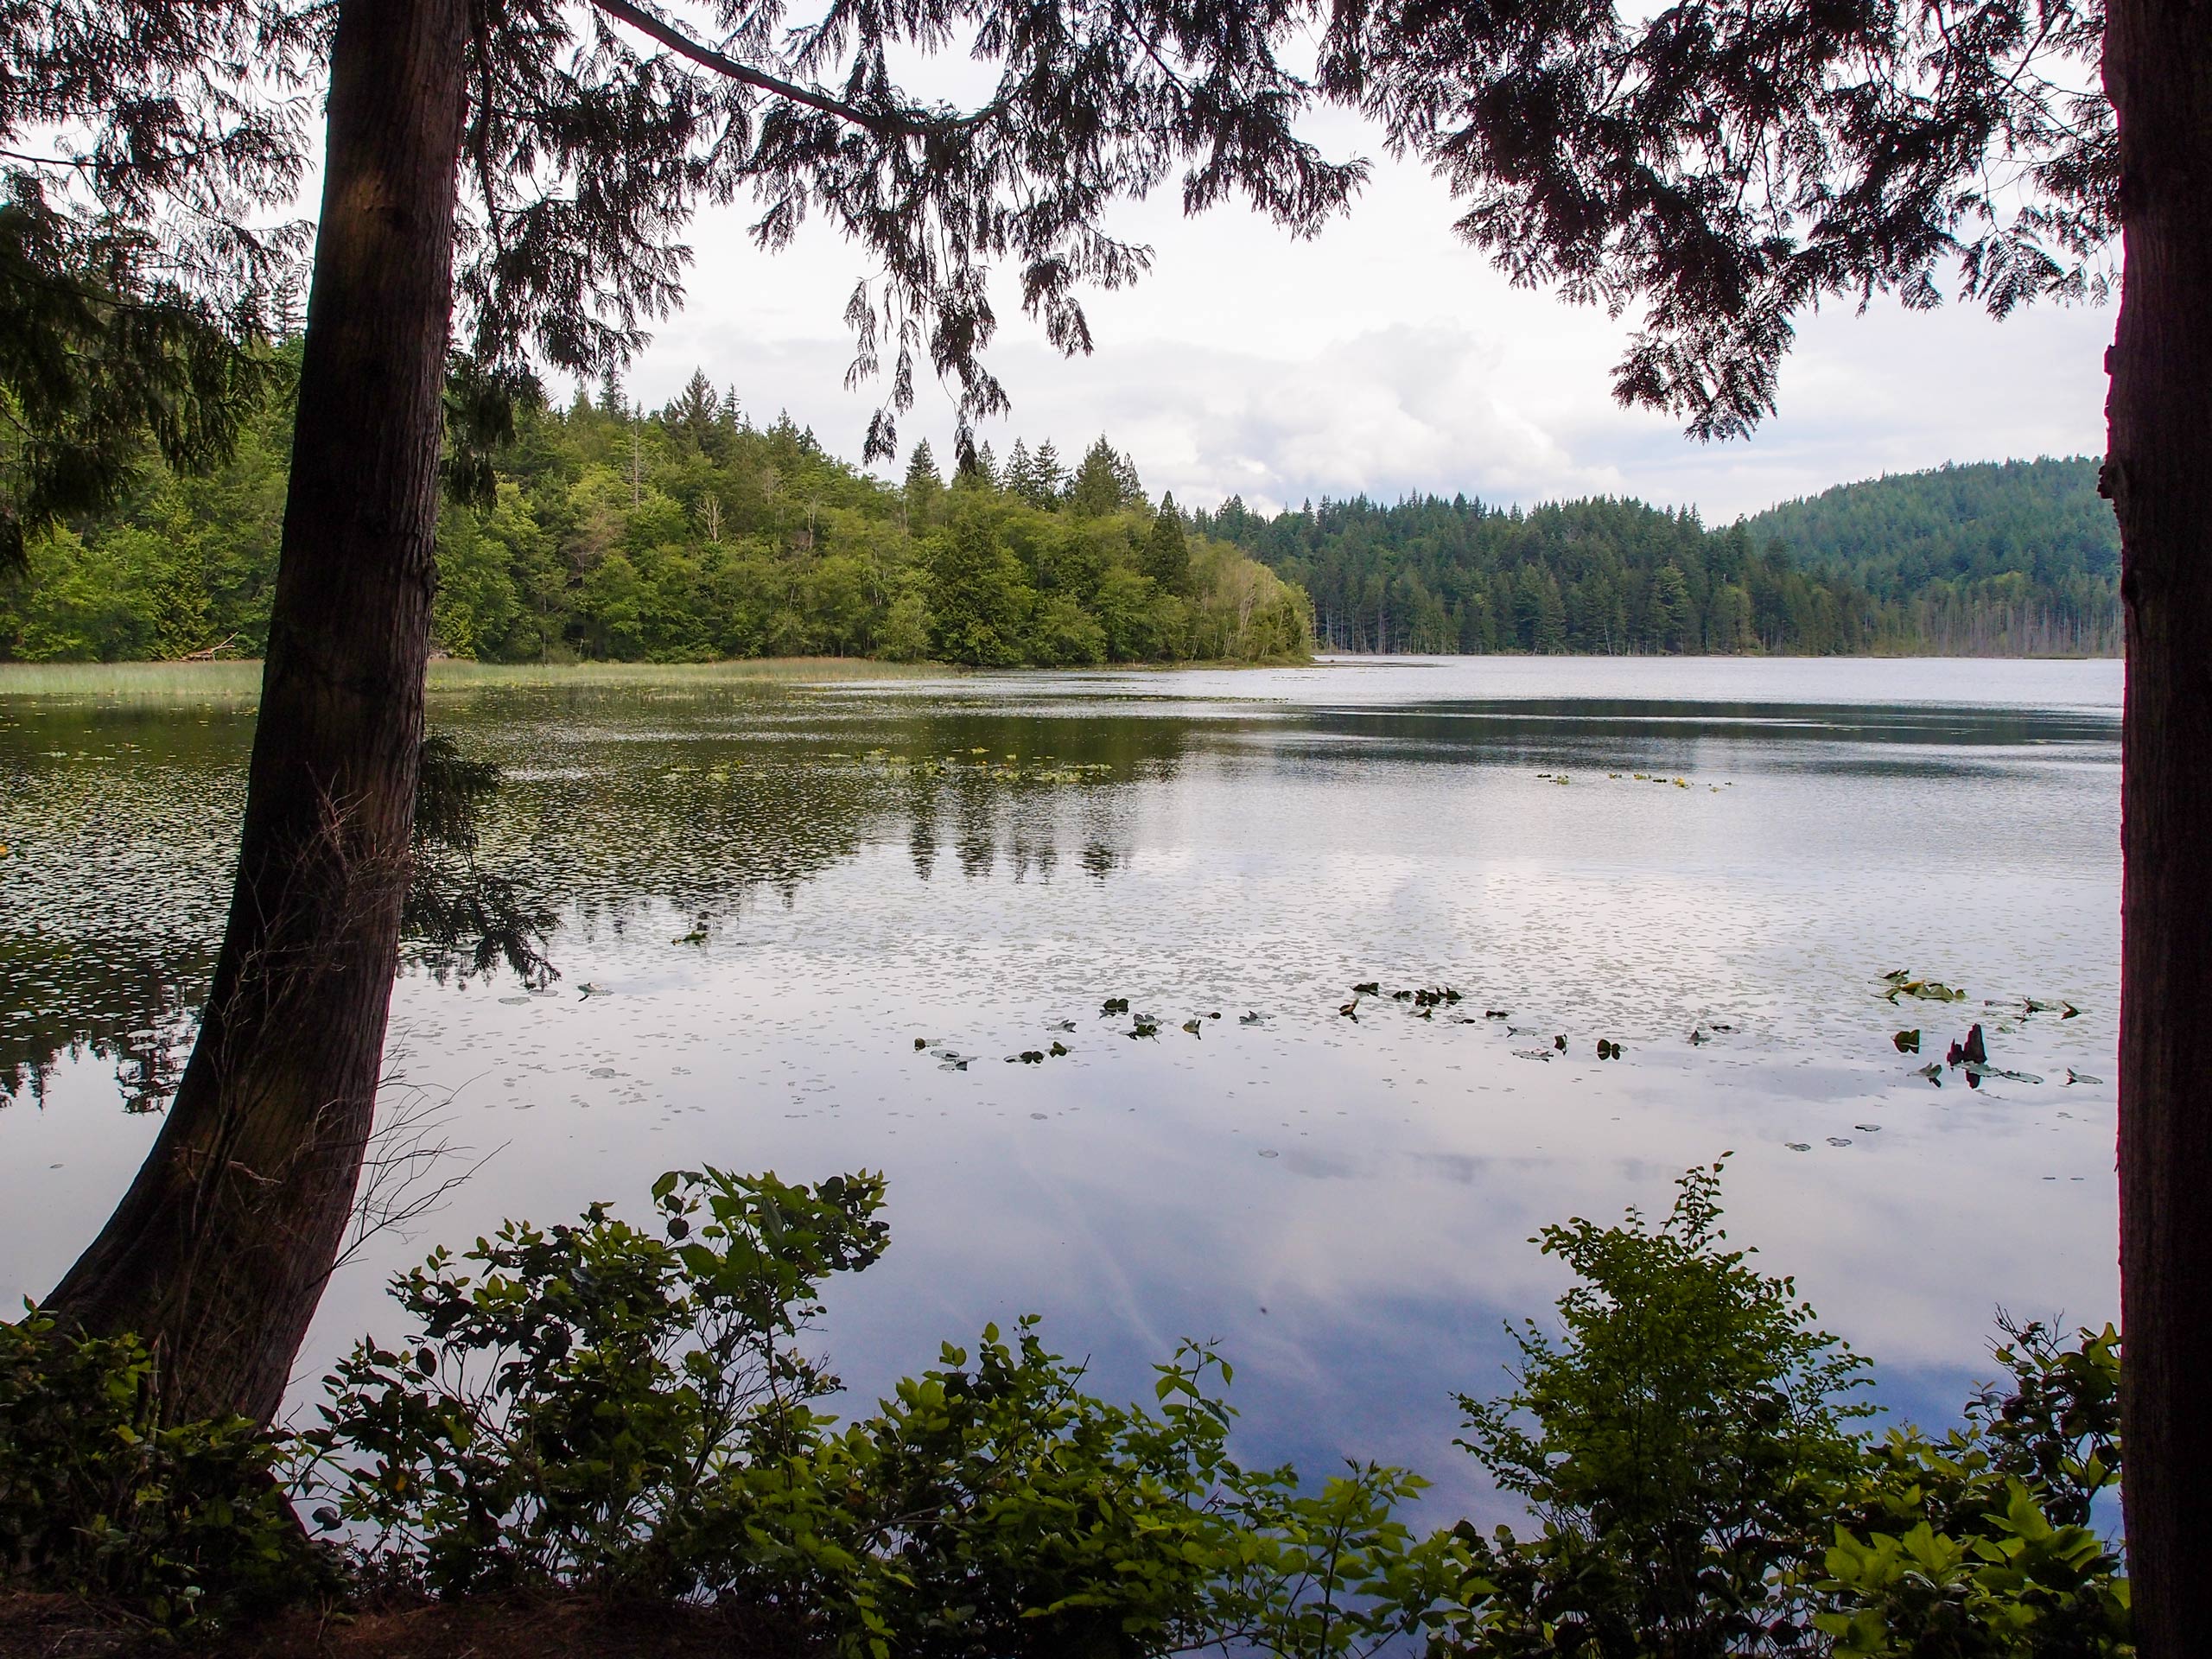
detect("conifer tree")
(903, 439), (944, 526)
(1002, 438), (1036, 502)
(904, 439), (941, 493)
(1029, 441), (1067, 508)
(26, 0), (1360, 1432)
(957, 440), (998, 489)
(669, 367), (720, 456)
(1143, 493), (1192, 595)
(1069, 435), (1133, 517)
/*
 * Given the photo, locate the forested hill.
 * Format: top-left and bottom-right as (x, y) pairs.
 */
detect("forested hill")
(1198, 459), (2120, 658)
(1740, 456), (2116, 640)
(0, 363), (1309, 669)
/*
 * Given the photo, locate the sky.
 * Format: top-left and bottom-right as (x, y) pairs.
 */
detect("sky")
(619, 113), (2115, 526)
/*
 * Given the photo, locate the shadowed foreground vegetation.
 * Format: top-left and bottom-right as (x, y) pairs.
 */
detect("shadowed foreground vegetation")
(2, 1163), (2127, 1657)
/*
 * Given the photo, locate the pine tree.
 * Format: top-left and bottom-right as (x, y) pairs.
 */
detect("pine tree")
(1069, 434), (1131, 517)
(670, 367), (720, 455)
(903, 439), (944, 525)
(1002, 438), (1036, 502)
(1142, 493), (1192, 595)
(968, 440), (998, 487)
(1028, 441), (1066, 508)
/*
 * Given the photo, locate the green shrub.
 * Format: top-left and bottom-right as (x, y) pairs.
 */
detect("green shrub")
(1430, 1160), (2129, 1659)
(3, 1160), (2127, 1659)
(0, 1310), (327, 1630)
(295, 1167), (1444, 1657)
(296, 1168), (890, 1597)
(1817, 1321), (2128, 1658)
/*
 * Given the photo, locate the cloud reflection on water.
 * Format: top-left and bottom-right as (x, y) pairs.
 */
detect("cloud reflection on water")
(0, 658), (2120, 1525)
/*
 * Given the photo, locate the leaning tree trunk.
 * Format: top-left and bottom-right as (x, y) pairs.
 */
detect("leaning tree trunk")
(2105, 0), (2212, 1652)
(44, 0), (469, 1427)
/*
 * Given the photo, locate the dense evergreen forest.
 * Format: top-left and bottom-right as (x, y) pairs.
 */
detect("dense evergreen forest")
(0, 358), (1310, 668)
(1740, 457), (2119, 654)
(1198, 457), (2120, 657)
(0, 353), (2120, 666)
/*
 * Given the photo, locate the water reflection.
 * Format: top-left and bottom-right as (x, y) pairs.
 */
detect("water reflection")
(0, 659), (2123, 1526)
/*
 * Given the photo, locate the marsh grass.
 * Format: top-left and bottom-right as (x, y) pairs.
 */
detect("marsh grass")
(0, 658), (957, 702)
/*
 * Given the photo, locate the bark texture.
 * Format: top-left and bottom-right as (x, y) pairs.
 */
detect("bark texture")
(2105, 0), (2212, 1650)
(43, 0), (469, 1427)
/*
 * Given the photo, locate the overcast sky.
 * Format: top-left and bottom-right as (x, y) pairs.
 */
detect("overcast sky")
(620, 107), (2114, 524)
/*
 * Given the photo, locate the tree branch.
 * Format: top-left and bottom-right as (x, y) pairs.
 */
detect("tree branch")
(588, 0), (965, 137)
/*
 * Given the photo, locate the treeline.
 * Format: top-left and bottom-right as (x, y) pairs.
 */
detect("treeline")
(1740, 456), (2120, 656)
(2, 359), (2119, 664)
(0, 358), (1311, 668)
(1199, 460), (2120, 657)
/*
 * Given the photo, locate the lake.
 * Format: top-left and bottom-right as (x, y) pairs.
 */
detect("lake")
(0, 654), (2122, 1520)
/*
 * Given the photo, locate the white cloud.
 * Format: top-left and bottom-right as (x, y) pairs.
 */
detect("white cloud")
(626, 131), (2115, 523)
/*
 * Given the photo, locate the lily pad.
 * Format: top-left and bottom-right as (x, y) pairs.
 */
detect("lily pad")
(1964, 1061), (2044, 1085)
(1885, 975), (1967, 1003)
(1893, 1029), (1922, 1054)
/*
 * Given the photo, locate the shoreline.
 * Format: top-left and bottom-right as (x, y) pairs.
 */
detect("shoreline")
(0, 645), (2126, 702)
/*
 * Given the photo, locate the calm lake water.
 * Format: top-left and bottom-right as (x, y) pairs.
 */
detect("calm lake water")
(0, 655), (2122, 1520)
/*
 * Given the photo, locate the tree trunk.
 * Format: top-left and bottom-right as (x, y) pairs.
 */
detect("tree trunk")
(43, 0), (469, 1427)
(2105, 0), (2212, 1651)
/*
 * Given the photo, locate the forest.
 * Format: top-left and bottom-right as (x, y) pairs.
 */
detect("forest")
(0, 359), (1312, 669)
(1201, 457), (2120, 657)
(0, 354), (2122, 667)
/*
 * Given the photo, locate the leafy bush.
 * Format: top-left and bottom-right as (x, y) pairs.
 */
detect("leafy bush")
(1430, 1160), (2129, 1659)
(296, 1166), (1445, 1658)
(1435, 1158), (1872, 1656)
(5, 1160), (2127, 1659)
(1818, 1322), (2128, 1658)
(296, 1168), (890, 1596)
(0, 1310), (326, 1629)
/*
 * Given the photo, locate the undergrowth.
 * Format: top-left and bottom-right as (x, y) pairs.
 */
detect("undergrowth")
(2, 1161), (2129, 1657)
